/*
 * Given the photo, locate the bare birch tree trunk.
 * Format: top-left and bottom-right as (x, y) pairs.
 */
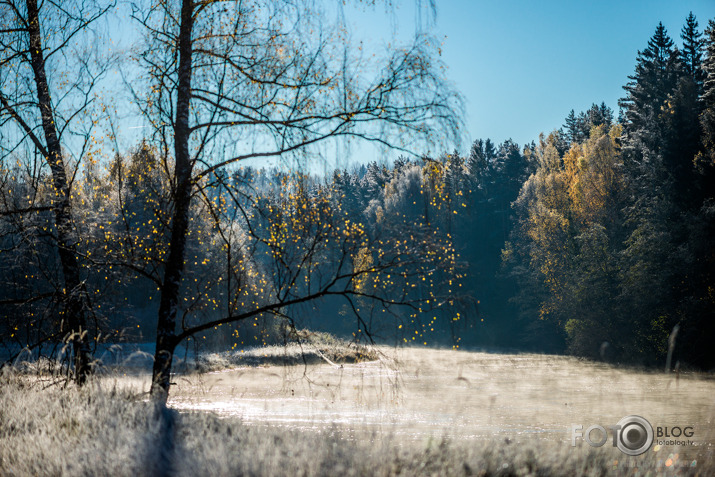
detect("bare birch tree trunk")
(151, 0), (194, 399)
(26, 0), (91, 384)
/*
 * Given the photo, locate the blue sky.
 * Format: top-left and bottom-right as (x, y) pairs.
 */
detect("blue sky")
(104, 1), (715, 171)
(344, 0), (715, 150)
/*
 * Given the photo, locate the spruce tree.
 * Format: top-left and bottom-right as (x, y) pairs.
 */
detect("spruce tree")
(564, 110), (579, 145)
(677, 19), (715, 370)
(699, 19), (715, 168)
(657, 14), (706, 209)
(586, 102), (613, 130)
(680, 12), (705, 91)
(564, 104), (613, 146)
(620, 23), (681, 140)
(693, 19), (715, 198)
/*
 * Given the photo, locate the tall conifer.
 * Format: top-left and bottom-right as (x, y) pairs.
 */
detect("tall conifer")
(620, 23), (681, 139)
(681, 12), (705, 91)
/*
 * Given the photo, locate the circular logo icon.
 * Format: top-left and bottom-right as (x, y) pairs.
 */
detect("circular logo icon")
(616, 415), (653, 456)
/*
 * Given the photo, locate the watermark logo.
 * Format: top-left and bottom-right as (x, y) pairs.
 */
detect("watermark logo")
(571, 416), (696, 456)
(571, 415), (654, 456)
(615, 415), (654, 456)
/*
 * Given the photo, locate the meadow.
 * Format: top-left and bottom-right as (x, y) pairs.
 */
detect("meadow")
(1, 345), (713, 476)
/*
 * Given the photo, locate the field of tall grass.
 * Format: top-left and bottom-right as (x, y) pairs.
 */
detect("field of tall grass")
(1, 345), (714, 476)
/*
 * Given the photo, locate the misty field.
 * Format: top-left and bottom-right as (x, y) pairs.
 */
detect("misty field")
(1, 346), (714, 476)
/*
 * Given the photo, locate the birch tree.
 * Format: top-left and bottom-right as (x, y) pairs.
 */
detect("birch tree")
(0, 0), (112, 382)
(130, 0), (463, 398)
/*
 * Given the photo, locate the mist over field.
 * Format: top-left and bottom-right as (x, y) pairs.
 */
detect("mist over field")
(2, 346), (714, 475)
(168, 347), (715, 449)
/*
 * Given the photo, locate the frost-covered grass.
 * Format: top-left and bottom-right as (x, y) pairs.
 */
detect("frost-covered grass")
(3, 346), (714, 476)
(1, 370), (712, 477)
(189, 340), (378, 373)
(1, 332), (378, 378)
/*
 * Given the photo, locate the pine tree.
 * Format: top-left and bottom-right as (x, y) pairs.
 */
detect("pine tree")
(656, 15), (706, 209)
(675, 19), (715, 370)
(564, 110), (579, 145)
(585, 103), (613, 130)
(467, 138), (496, 194)
(663, 74), (701, 208)
(599, 102), (613, 125)
(680, 12), (705, 91)
(698, 19), (715, 171)
(620, 23), (682, 139)
(564, 104), (613, 147)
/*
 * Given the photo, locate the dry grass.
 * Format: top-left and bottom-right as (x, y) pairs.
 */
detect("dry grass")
(189, 338), (379, 374)
(1, 367), (713, 477)
(1, 333), (379, 379)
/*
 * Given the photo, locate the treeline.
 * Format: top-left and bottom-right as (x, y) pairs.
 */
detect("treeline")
(334, 14), (715, 368)
(0, 147), (471, 356)
(2, 8), (714, 373)
(450, 15), (715, 368)
(505, 15), (715, 368)
(0, 131), (534, 356)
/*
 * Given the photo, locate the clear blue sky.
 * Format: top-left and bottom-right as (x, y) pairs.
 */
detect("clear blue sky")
(343, 0), (715, 150)
(105, 1), (715, 170)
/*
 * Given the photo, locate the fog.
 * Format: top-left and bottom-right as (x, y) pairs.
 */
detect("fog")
(148, 347), (715, 451)
(5, 346), (713, 474)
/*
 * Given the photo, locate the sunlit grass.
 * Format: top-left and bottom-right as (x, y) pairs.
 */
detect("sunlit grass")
(3, 346), (714, 476)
